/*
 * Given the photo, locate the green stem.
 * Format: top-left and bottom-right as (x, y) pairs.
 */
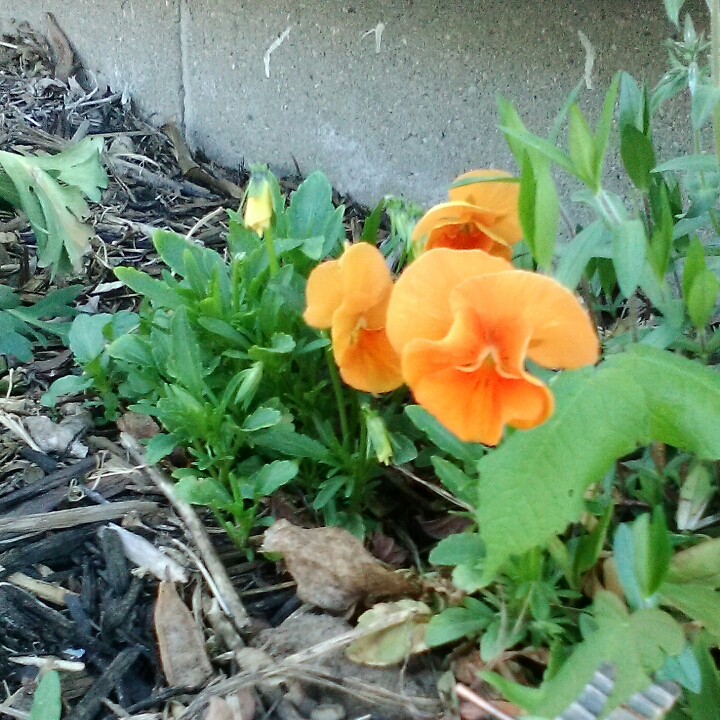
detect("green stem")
(325, 344), (350, 450)
(264, 227), (279, 277)
(711, 0), (720, 168)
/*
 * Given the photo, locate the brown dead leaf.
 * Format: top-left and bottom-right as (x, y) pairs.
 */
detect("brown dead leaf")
(261, 520), (419, 613)
(370, 532), (408, 567)
(117, 411), (160, 440)
(416, 514), (473, 540)
(155, 580), (213, 688)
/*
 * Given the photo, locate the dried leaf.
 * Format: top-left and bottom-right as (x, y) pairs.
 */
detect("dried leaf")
(261, 520), (417, 612)
(154, 580), (212, 687)
(370, 532), (408, 566)
(108, 524), (188, 583)
(346, 600), (430, 666)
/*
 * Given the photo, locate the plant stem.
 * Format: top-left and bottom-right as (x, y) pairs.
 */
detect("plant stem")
(710, 0), (720, 168)
(325, 345), (350, 450)
(264, 227), (279, 277)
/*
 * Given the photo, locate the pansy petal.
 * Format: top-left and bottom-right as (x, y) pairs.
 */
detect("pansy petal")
(413, 201), (497, 245)
(336, 328), (403, 393)
(386, 248), (512, 354)
(339, 242), (394, 325)
(402, 338), (552, 445)
(449, 272), (599, 369)
(448, 170), (519, 216)
(304, 259), (343, 328)
(424, 221), (513, 258)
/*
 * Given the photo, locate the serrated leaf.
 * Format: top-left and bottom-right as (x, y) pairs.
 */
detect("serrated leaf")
(484, 592), (685, 717)
(243, 407), (282, 432)
(477, 366), (646, 579)
(612, 219), (646, 297)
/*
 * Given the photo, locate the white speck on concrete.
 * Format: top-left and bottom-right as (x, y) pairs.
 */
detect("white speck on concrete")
(264, 26), (292, 78)
(578, 30), (596, 90)
(362, 22), (385, 53)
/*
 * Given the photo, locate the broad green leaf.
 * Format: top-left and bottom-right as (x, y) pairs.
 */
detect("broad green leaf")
(287, 171), (336, 240)
(174, 474), (233, 508)
(572, 502), (613, 581)
(405, 405), (483, 463)
(518, 152), (537, 257)
(618, 72), (643, 130)
(663, 0), (685, 26)
(518, 154), (558, 270)
(611, 219), (646, 297)
(429, 533), (484, 566)
(430, 456), (478, 506)
(647, 183), (673, 278)
(360, 198), (386, 242)
(657, 644), (701, 693)
(144, 433), (178, 464)
(424, 597), (493, 647)
(107, 334), (154, 366)
(477, 366), (646, 578)
(613, 523), (646, 609)
(496, 94), (528, 165)
(631, 507), (672, 599)
(243, 407), (282, 432)
(68, 313), (112, 363)
(667, 537), (720, 587)
(484, 592), (685, 717)
(169, 308), (204, 396)
(687, 270), (720, 330)
(620, 125), (656, 192)
(41, 373), (93, 406)
(30, 670), (62, 720)
(660, 583), (720, 640)
(254, 460), (299, 495)
(554, 221), (609, 290)
(608, 345), (720, 459)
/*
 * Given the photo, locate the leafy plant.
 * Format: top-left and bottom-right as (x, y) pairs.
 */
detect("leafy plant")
(0, 137), (108, 275)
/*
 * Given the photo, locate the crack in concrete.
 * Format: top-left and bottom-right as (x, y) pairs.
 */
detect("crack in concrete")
(179, 0), (189, 134)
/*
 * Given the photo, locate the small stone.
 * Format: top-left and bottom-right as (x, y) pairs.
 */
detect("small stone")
(311, 704), (346, 720)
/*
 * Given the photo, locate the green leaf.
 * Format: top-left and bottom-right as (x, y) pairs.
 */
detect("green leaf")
(41, 374), (93, 406)
(663, 0), (686, 26)
(499, 126), (576, 176)
(169, 308), (204, 396)
(107, 334), (155, 366)
(611, 219), (646, 298)
(518, 154), (558, 270)
(618, 72), (643, 131)
(568, 105), (598, 190)
(287, 171), (336, 240)
(429, 533), (484, 566)
(430, 456), (477, 506)
(613, 523), (645, 610)
(243, 407), (282, 432)
(424, 597), (493, 647)
(554, 221), (609, 290)
(691, 83), (720, 131)
(608, 345), (720, 460)
(174, 473), (233, 509)
(484, 592), (685, 717)
(687, 269), (719, 330)
(654, 154), (719, 174)
(687, 633), (720, 719)
(594, 73), (620, 180)
(620, 125), (656, 192)
(631, 507), (672, 599)
(660, 583), (720, 641)
(657, 643), (701, 692)
(667, 537), (720, 587)
(144, 433), (178, 464)
(477, 366), (646, 579)
(647, 183), (673, 278)
(360, 198), (386, 243)
(253, 426), (329, 461)
(683, 236), (706, 301)
(496, 94), (528, 166)
(115, 267), (187, 309)
(68, 313), (112, 363)
(30, 670), (62, 720)
(572, 502), (613, 581)
(254, 460), (299, 495)
(405, 405), (483, 464)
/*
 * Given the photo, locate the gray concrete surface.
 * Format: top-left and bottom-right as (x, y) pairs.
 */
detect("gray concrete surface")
(0, 0), (708, 206)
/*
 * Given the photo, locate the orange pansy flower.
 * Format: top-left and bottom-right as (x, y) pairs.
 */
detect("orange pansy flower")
(386, 249), (599, 445)
(412, 169), (522, 260)
(304, 242), (403, 394)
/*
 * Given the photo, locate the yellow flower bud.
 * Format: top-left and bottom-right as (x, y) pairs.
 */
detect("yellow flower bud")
(244, 178), (273, 237)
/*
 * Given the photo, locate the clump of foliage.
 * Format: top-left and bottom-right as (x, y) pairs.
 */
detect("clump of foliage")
(41, 1), (720, 716)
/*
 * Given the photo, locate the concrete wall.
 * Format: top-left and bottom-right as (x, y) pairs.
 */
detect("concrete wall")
(0, 0), (707, 205)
